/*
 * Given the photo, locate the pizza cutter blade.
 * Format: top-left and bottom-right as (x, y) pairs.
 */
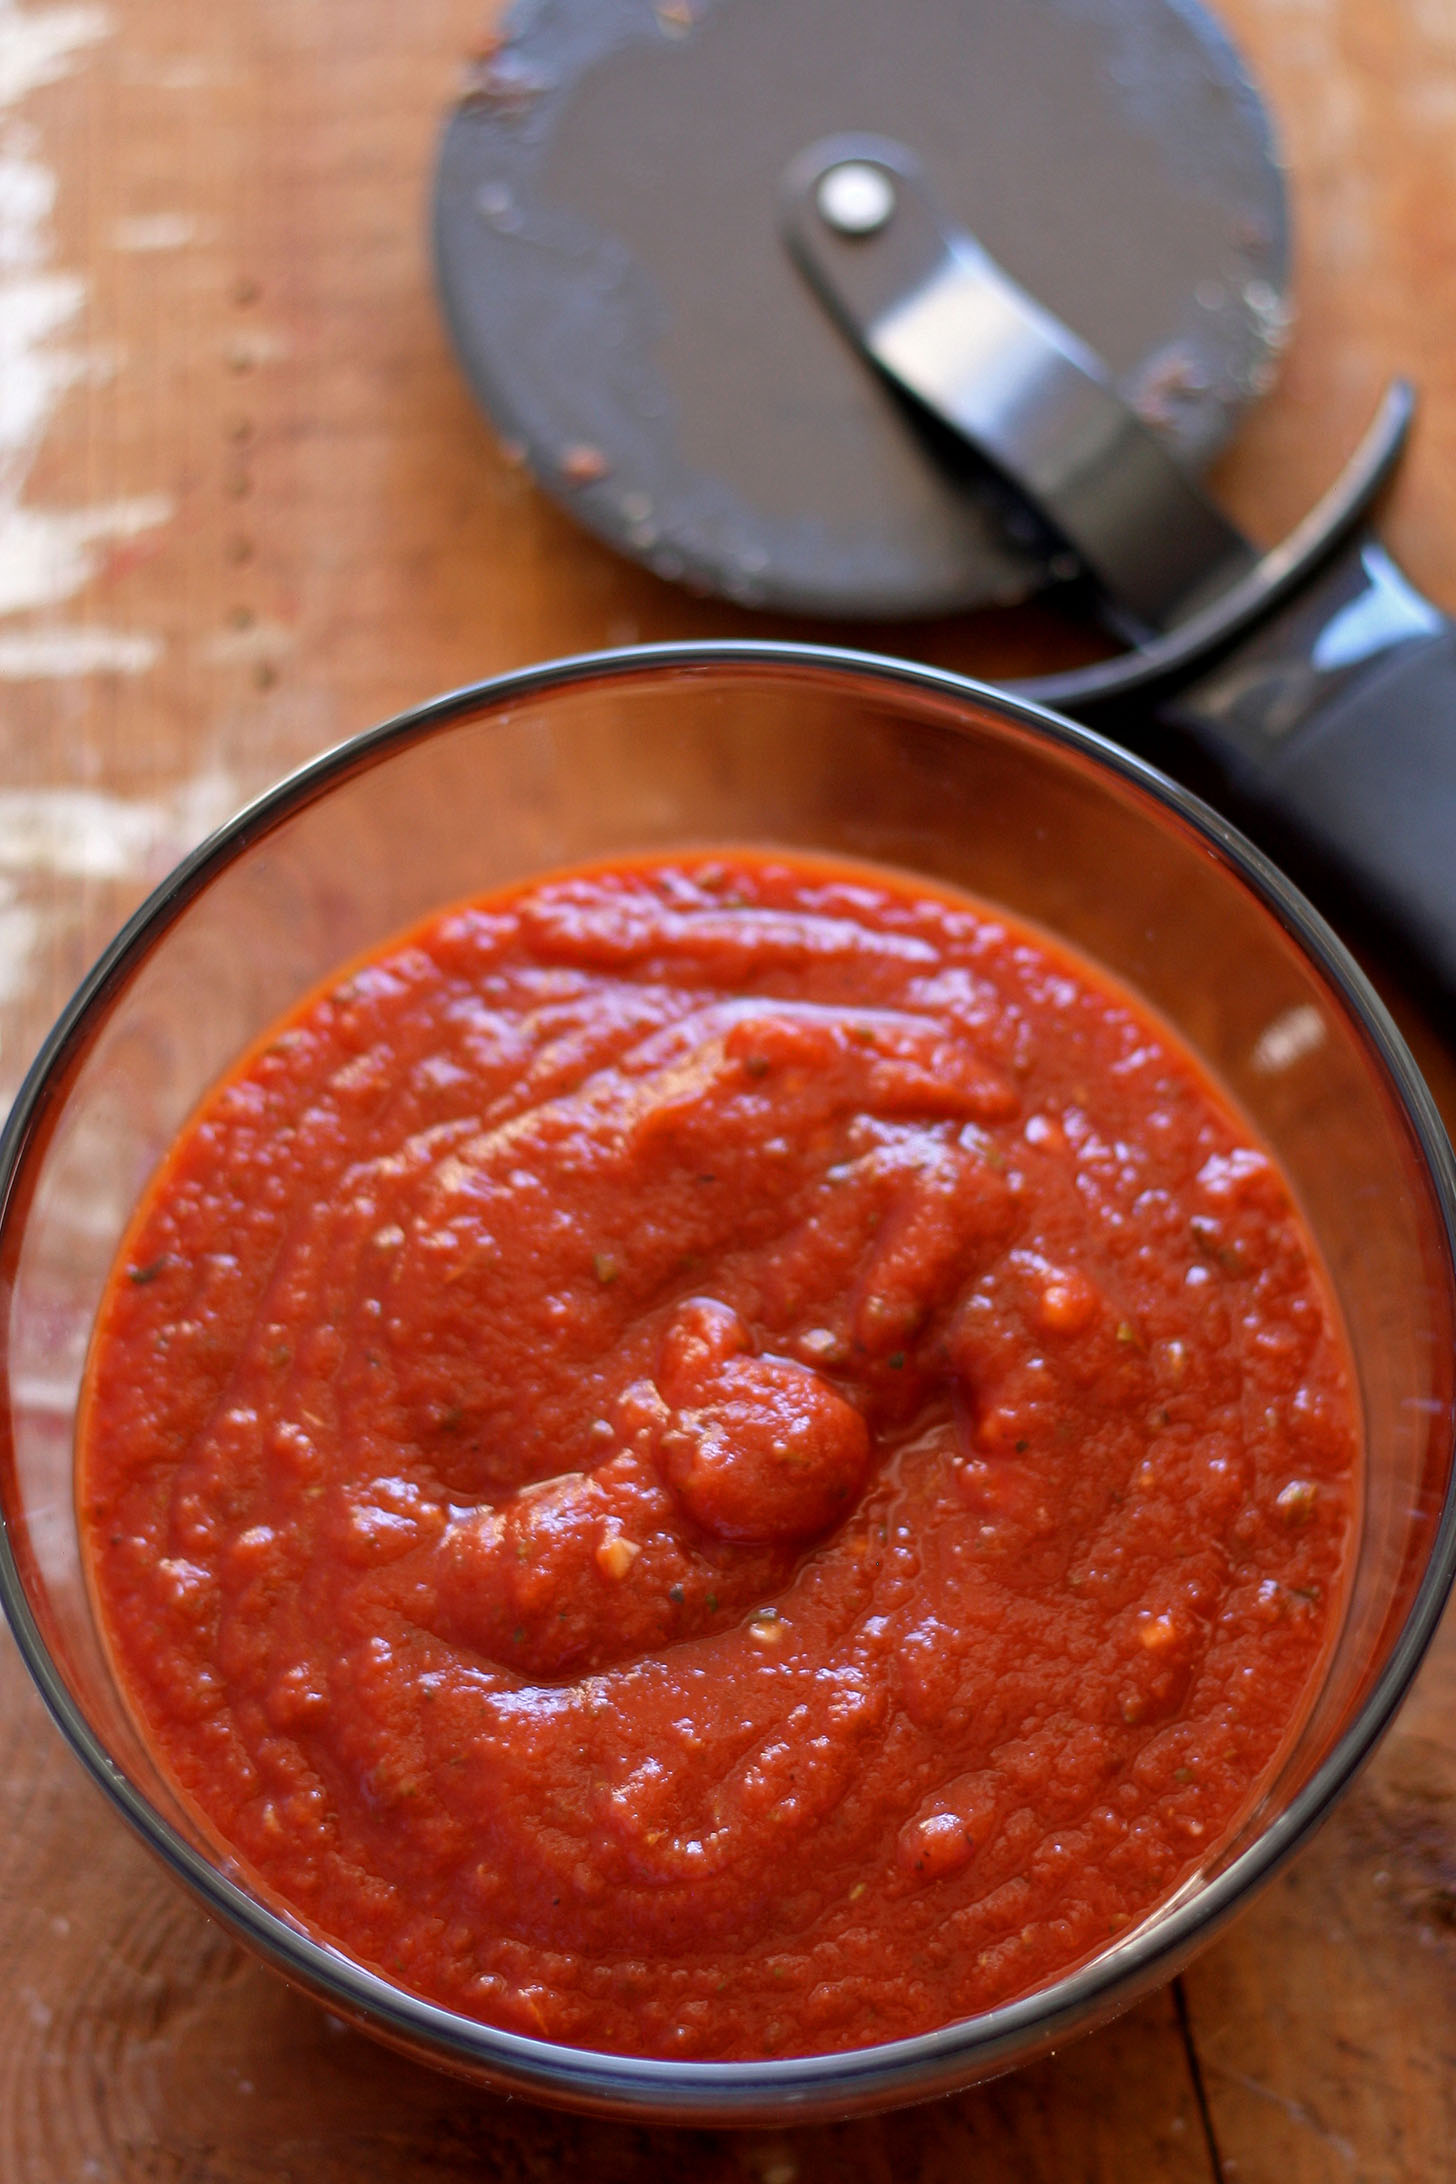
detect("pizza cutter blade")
(433, 0), (1456, 1008)
(434, 0), (1287, 621)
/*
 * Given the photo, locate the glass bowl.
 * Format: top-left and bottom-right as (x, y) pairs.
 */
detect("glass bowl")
(2, 642), (1453, 2124)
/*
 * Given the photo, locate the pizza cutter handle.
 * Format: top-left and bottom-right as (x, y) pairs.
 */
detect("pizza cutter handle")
(1014, 382), (1456, 1003)
(1155, 532), (1456, 1006)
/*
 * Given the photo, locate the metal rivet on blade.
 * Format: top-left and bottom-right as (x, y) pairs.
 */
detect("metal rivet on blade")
(816, 162), (896, 237)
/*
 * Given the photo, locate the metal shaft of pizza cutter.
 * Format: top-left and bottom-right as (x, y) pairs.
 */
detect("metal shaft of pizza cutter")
(782, 135), (1259, 640)
(784, 136), (1456, 1010)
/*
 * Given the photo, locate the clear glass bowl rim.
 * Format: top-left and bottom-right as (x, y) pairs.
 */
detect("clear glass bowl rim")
(2, 637), (1454, 2117)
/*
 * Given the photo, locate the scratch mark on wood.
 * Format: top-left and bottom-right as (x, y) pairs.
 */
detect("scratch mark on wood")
(111, 210), (198, 252)
(1219, 2067), (1358, 2169)
(0, 624), (159, 674)
(199, 616), (294, 669)
(0, 500), (173, 616)
(0, 890), (40, 1004)
(0, 773), (240, 878)
(222, 325), (289, 370)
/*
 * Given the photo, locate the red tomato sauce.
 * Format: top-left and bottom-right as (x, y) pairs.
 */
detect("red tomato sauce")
(79, 854), (1358, 2059)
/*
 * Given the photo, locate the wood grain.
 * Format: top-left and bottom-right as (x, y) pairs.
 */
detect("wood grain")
(0, 0), (1452, 2177)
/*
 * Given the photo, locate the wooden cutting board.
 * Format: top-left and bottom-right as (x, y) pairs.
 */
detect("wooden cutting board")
(0, 2), (1453, 2177)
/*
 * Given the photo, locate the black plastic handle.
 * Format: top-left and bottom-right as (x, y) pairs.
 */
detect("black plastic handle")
(1238, 629), (1456, 991)
(1134, 532), (1456, 1015)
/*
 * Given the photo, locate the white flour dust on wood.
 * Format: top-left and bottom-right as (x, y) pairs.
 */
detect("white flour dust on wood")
(0, 0), (171, 667)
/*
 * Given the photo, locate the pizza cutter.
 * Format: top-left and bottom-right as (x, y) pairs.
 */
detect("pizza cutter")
(432, 0), (1456, 1005)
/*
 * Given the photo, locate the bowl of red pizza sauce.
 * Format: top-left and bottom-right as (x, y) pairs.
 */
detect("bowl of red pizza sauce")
(1, 643), (1453, 2123)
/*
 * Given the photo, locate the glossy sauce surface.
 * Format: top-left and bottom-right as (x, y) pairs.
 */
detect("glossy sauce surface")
(80, 855), (1358, 2058)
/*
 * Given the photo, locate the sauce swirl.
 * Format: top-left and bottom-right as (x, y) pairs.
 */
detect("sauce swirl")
(80, 855), (1357, 2058)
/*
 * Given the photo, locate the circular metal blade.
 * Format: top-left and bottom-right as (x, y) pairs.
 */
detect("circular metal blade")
(433, 0), (1289, 619)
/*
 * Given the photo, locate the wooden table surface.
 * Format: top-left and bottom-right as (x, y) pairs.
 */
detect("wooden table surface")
(1, 0), (1453, 2176)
